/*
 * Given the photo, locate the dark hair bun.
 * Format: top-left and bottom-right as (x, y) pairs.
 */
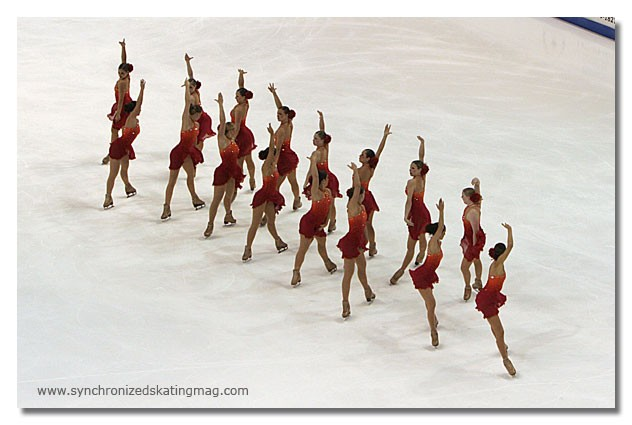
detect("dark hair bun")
(421, 163), (429, 176)
(288, 110), (296, 119)
(196, 80), (202, 90)
(470, 193), (482, 203)
(324, 134), (332, 144)
(246, 90), (253, 99)
(127, 64), (134, 72)
(488, 247), (496, 259)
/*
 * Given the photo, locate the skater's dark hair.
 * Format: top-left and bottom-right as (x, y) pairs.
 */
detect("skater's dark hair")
(280, 106), (296, 120)
(188, 78), (201, 90)
(411, 160), (429, 176)
(118, 63), (134, 73)
(236, 88), (253, 99)
(425, 222), (446, 235)
(364, 149), (379, 168)
(315, 130), (331, 144)
(318, 170), (328, 184)
(189, 104), (203, 115)
(123, 101), (137, 113)
(346, 186), (365, 199)
(258, 147), (277, 160)
(489, 243), (506, 260)
(462, 188), (482, 203)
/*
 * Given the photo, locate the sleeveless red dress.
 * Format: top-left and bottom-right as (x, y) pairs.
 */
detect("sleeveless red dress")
(409, 249), (443, 290)
(336, 207), (368, 259)
(299, 191), (332, 238)
(475, 274), (507, 319)
(109, 125), (140, 160)
(277, 138), (299, 176)
(460, 205), (486, 261)
(192, 90), (216, 142)
(303, 160), (342, 199)
(107, 80), (132, 131)
(231, 107), (256, 157)
(361, 180), (380, 216)
(169, 125), (204, 170)
(213, 140), (246, 188)
(406, 188), (431, 240)
(251, 170), (285, 213)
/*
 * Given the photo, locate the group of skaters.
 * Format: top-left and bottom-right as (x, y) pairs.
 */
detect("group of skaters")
(102, 41), (517, 377)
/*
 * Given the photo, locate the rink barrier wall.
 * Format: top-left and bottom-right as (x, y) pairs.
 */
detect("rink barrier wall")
(558, 17), (615, 40)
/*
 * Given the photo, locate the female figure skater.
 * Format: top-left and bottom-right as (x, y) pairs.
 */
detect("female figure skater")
(160, 79), (205, 220)
(336, 163), (376, 319)
(389, 135), (431, 285)
(241, 124), (288, 261)
(103, 38), (133, 165)
(203, 93), (245, 237)
(231, 69), (257, 192)
(290, 154), (338, 287)
(103, 79), (145, 209)
(357, 124), (391, 256)
(409, 198), (445, 347)
(475, 223), (516, 376)
(302, 111), (342, 233)
(460, 177), (486, 301)
(184, 53), (216, 149)
(268, 83), (302, 210)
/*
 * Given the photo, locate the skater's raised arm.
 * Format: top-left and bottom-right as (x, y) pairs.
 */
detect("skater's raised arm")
(184, 53), (195, 79)
(130, 79), (145, 116)
(238, 68), (246, 89)
(308, 153), (322, 201)
(183, 79), (193, 114)
(268, 83), (283, 109)
(375, 124), (392, 162)
(215, 92), (226, 138)
(429, 199), (445, 245)
(119, 38), (127, 64)
(263, 124), (277, 170)
(348, 162), (362, 206)
(318, 110), (325, 132)
(495, 223), (513, 264)
(472, 177), (481, 195)
(417, 135), (425, 163)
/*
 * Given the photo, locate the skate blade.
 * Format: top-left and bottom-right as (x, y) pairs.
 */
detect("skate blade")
(242, 257), (252, 263)
(126, 192), (137, 198)
(194, 205), (205, 210)
(103, 204), (114, 210)
(277, 247), (288, 253)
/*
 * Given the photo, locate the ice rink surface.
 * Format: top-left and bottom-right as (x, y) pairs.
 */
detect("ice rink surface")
(16, 16), (616, 411)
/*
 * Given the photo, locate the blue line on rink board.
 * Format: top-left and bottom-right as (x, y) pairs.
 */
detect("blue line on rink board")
(558, 18), (615, 40)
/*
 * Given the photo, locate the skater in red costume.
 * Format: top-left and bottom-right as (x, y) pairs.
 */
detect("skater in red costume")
(390, 135), (431, 285)
(336, 163), (376, 319)
(241, 124), (288, 261)
(357, 124), (391, 257)
(103, 79), (146, 209)
(103, 38), (133, 165)
(290, 153), (338, 287)
(203, 93), (246, 238)
(302, 111), (342, 233)
(475, 223), (516, 376)
(231, 69), (257, 193)
(409, 198), (445, 347)
(160, 79), (205, 220)
(268, 83), (302, 210)
(460, 177), (486, 301)
(184, 53), (216, 150)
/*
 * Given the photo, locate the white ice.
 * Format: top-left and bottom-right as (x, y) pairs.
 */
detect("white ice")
(17, 17), (615, 409)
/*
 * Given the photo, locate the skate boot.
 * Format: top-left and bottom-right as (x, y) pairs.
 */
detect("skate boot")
(275, 238), (288, 253)
(368, 242), (377, 257)
(365, 289), (376, 303)
(223, 210), (237, 225)
(463, 285), (472, 301)
(242, 246), (252, 262)
(291, 269), (301, 287)
(102, 154), (110, 165)
(472, 278), (483, 292)
(292, 197), (302, 211)
(203, 222), (214, 238)
(414, 251), (423, 266)
(327, 219), (336, 234)
(249, 176), (256, 191)
(390, 269), (404, 285)
(325, 259), (338, 274)
(125, 183), (137, 197)
(503, 358), (516, 376)
(103, 194), (114, 209)
(160, 204), (171, 220)
(192, 196), (206, 210)
(431, 329), (439, 348)
(259, 215), (268, 227)
(342, 301), (351, 319)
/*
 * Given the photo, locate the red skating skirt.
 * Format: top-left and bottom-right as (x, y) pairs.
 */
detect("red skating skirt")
(460, 230), (486, 262)
(299, 211), (327, 239)
(169, 144), (204, 170)
(213, 161), (245, 189)
(475, 289), (507, 319)
(278, 148), (299, 176)
(251, 187), (285, 213)
(409, 264), (438, 290)
(236, 126), (256, 157)
(197, 112), (216, 141)
(108, 127), (139, 160)
(108, 106), (130, 131)
(336, 231), (367, 259)
(362, 189), (379, 216)
(303, 173), (343, 200)
(408, 201), (431, 240)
